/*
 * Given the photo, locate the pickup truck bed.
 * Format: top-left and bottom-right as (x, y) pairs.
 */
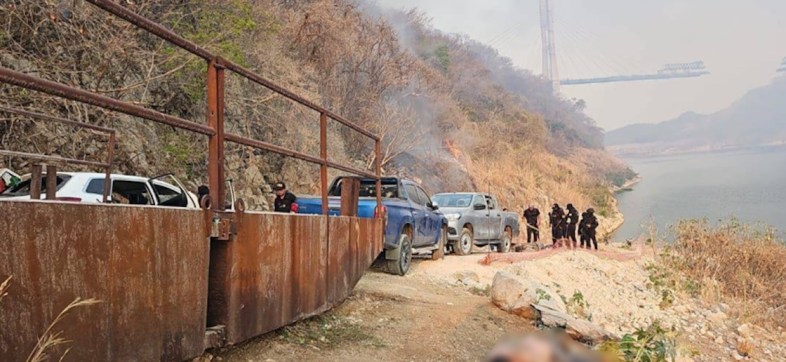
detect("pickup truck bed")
(298, 177), (447, 276)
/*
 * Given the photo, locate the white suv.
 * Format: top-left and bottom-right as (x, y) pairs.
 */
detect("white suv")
(0, 172), (199, 208)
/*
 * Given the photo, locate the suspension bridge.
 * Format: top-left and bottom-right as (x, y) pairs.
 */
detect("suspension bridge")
(535, 0), (710, 92)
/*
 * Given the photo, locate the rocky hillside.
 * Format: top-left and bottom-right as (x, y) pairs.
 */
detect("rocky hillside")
(607, 77), (786, 156)
(0, 0), (632, 214)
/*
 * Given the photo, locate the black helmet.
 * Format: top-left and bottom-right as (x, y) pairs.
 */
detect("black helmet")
(552, 203), (559, 209)
(567, 203), (574, 209)
(588, 208), (595, 214)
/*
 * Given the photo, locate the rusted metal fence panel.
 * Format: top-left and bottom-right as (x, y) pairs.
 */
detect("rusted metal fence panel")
(214, 213), (384, 345)
(0, 201), (209, 362)
(327, 217), (352, 305)
(358, 217), (385, 277)
(219, 212), (328, 344)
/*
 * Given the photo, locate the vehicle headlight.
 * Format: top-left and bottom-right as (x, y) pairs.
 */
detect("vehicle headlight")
(445, 213), (462, 221)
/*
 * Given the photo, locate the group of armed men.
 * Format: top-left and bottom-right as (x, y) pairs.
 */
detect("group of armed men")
(522, 204), (600, 250)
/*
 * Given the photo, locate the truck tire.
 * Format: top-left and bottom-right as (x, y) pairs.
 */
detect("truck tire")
(454, 227), (474, 256)
(386, 234), (413, 276)
(431, 226), (447, 260)
(498, 228), (512, 253)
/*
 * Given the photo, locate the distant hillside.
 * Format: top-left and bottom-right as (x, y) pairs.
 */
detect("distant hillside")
(606, 78), (786, 156)
(0, 1), (632, 215)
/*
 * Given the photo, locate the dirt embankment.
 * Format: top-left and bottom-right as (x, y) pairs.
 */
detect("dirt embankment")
(209, 245), (785, 362)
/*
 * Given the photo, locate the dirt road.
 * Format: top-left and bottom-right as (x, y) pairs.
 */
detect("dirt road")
(212, 256), (535, 362)
(211, 244), (783, 362)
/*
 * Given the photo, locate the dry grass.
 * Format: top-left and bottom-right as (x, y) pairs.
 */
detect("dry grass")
(664, 219), (786, 327)
(26, 297), (101, 362)
(0, 276), (11, 303)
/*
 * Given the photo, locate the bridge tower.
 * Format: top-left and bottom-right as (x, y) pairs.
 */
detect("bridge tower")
(540, 0), (559, 93)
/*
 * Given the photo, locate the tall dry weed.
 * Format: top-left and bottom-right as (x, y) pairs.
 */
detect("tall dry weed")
(666, 219), (786, 327)
(25, 297), (101, 362)
(0, 276), (11, 303)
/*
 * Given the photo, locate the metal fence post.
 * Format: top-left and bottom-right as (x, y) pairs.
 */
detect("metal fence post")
(374, 140), (382, 217)
(103, 132), (116, 203)
(30, 164), (42, 200)
(207, 59), (226, 211)
(45, 165), (57, 200)
(320, 112), (329, 215)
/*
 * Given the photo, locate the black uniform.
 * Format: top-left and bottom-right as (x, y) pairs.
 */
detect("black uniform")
(523, 207), (541, 243)
(585, 210), (599, 250)
(566, 205), (579, 246)
(579, 212), (589, 248)
(274, 191), (297, 213)
(549, 205), (565, 244)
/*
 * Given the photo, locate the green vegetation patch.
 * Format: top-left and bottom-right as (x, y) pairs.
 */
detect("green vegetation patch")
(598, 322), (679, 362)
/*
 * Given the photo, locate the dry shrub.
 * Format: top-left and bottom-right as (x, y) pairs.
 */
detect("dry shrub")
(667, 219), (786, 327)
(736, 339), (754, 357)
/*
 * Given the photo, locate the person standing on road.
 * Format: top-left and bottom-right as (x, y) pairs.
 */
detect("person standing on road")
(523, 204), (541, 244)
(565, 204), (580, 249)
(579, 210), (589, 249)
(548, 204), (565, 247)
(273, 182), (298, 213)
(585, 208), (600, 250)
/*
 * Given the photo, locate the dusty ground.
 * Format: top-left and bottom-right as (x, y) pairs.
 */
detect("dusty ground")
(212, 257), (535, 362)
(209, 244), (786, 362)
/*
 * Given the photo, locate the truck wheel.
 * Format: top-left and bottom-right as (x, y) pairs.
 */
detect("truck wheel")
(454, 228), (474, 256)
(498, 229), (512, 253)
(386, 234), (412, 276)
(431, 226), (447, 260)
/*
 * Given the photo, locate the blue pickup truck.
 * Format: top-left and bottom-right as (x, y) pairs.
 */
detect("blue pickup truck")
(297, 177), (447, 276)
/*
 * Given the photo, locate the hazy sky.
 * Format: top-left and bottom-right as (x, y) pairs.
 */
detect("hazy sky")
(374, 0), (786, 131)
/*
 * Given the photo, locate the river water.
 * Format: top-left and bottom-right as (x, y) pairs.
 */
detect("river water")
(613, 146), (786, 241)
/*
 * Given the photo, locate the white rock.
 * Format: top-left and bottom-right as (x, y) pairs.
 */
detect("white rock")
(490, 271), (566, 320)
(707, 311), (728, 327)
(453, 270), (480, 285)
(737, 324), (754, 339)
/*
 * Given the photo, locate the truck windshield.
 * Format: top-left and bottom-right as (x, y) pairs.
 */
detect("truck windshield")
(432, 194), (473, 208)
(328, 179), (399, 198)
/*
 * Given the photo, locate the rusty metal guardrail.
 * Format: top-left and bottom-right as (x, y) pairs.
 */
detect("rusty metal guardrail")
(0, 105), (115, 202)
(89, 0), (383, 215)
(0, 0), (383, 215)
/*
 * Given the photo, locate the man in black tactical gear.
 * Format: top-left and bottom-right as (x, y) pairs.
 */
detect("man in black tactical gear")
(523, 204), (541, 243)
(565, 204), (580, 249)
(548, 203), (565, 247)
(578, 210), (589, 249)
(585, 208), (600, 250)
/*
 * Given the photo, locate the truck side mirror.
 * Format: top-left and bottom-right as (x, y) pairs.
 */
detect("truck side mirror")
(428, 202), (439, 210)
(474, 204), (486, 211)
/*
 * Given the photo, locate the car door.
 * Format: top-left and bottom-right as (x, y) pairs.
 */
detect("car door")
(415, 186), (439, 246)
(109, 178), (154, 205)
(148, 174), (195, 208)
(485, 195), (502, 239)
(403, 184), (427, 245)
(471, 195), (490, 240)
